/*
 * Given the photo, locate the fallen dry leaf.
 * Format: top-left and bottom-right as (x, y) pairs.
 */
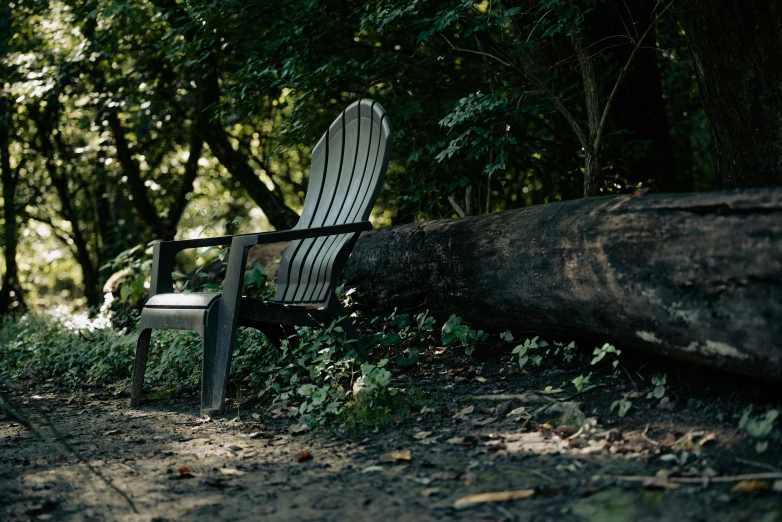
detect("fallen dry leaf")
(242, 425), (271, 439)
(380, 449), (412, 463)
(453, 405), (475, 418)
(568, 438), (586, 449)
(555, 425), (577, 437)
(174, 466), (195, 479)
(413, 431), (433, 440)
(219, 468), (245, 477)
(297, 450), (313, 463)
(420, 487), (441, 497)
(453, 488), (535, 509)
(506, 406), (527, 417)
(471, 417), (497, 426)
(103, 429), (120, 436)
(698, 432), (717, 446)
(732, 480), (770, 494)
(288, 423), (311, 435)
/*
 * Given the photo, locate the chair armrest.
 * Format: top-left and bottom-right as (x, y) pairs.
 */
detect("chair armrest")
(228, 221), (373, 249)
(148, 222), (373, 297)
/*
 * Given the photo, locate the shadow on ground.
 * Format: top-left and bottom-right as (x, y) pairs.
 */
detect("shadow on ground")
(2, 346), (781, 521)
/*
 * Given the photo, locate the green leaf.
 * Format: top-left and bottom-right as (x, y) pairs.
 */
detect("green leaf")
(611, 398), (633, 417)
(396, 348), (419, 367)
(441, 314), (463, 345)
(378, 332), (402, 346)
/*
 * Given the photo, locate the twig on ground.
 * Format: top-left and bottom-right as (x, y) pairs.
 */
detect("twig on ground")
(521, 384), (607, 430)
(641, 425), (660, 446)
(735, 458), (782, 473)
(619, 362), (638, 390)
(612, 472), (782, 484)
(0, 394), (45, 440)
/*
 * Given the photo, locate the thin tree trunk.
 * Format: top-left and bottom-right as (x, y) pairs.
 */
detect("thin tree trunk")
(31, 103), (103, 310)
(164, 128), (203, 237)
(106, 112), (168, 239)
(0, 96), (24, 314)
(196, 65), (300, 230)
(676, 0), (782, 189)
(583, 150), (602, 197)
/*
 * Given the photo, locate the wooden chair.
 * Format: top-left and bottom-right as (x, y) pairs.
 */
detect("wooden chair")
(130, 99), (392, 413)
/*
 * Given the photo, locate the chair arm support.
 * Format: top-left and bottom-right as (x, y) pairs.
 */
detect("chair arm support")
(148, 236), (243, 297)
(148, 222), (373, 297)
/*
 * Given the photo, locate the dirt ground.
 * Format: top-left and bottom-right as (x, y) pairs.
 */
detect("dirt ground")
(2, 346), (782, 521)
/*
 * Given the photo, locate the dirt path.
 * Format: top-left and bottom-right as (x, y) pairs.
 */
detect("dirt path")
(2, 351), (781, 521)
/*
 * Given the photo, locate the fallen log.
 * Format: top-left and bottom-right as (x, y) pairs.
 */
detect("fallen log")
(344, 189), (782, 379)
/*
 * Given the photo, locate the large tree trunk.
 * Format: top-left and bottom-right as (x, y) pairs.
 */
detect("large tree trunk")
(675, 0), (782, 189)
(345, 189), (782, 379)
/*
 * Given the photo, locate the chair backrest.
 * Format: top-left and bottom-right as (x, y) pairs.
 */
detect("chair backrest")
(274, 99), (392, 306)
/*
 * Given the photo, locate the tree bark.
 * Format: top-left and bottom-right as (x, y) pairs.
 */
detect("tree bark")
(676, 0), (782, 189)
(0, 96), (24, 314)
(582, 150), (601, 197)
(345, 189), (782, 379)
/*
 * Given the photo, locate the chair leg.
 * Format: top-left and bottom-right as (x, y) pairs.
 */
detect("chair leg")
(255, 323), (287, 348)
(130, 328), (152, 407)
(337, 316), (368, 362)
(200, 325), (224, 415)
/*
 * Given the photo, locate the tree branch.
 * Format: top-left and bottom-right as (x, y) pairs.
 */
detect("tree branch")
(445, 34), (589, 149)
(105, 111), (165, 237)
(593, 2), (673, 153)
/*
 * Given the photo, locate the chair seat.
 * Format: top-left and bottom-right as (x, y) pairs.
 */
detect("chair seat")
(145, 292), (223, 309)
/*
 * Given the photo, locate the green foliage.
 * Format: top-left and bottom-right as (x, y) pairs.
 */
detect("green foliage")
(738, 406), (779, 453)
(591, 342), (621, 368)
(647, 374), (667, 400)
(571, 372), (592, 392)
(0, 312), (137, 386)
(0, 312), (406, 429)
(441, 314), (487, 355)
(611, 397), (633, 417)
(511, 336), (549, 369)
(1, 0), (714, 310)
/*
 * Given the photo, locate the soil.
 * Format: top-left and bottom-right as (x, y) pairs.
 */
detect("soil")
(2, 346), (782, 521)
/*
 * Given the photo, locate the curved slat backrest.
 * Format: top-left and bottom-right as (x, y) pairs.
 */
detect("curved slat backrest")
(274, 99), (392, 306)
